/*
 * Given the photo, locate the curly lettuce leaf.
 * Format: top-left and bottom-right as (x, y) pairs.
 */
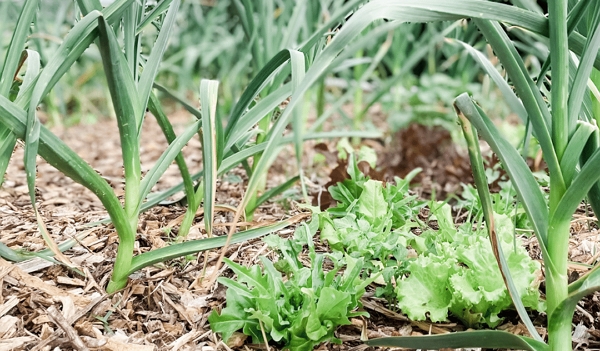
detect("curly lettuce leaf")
(398, 208), (544, 328)
(450, 238), (511, 327)
(396, 255), (456, 322)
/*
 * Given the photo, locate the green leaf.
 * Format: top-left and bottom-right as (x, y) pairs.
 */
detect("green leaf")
(319, 218), (342, 250)
(138, 119), (201, 205)
(96, 13), (141, 230)
(258, 256), (287, 299)
(200, 80), (219, 238)
(217, 277), (254, 301)
(457, 110), (542, 337)
(365, 330), (549, 351)
(553, 145), (600, 225)
(288, 334), (315, 351)
(0, 242), (30, 262)
(224, 83), (292, 150)
(24, 10), (102, 214)
(357, 179), (388, 224)
(451, 247), (508, 326)
(0, 42), (24, 183)
(247, 308), (275, 337)
(473, 19), (562, 191)
(450, 39), (527, 123)
(252, 298), (286, 335)
(306, 304), (327, 341)
(224, 50), (294, 140)
(208, 311), (247, 343)
(136, 0), (174, 34)
(137, 0), (180, 124)
(450, 221), (543, 328)
(128, 220), (291, 274)
(567, 0), (595, 34)
(560, 121), (595, 186)
(453, 94), (550, 254)
(547, 0), (571, 161)
(0, 0), (39, 96)
(581, 125), (600, 219)
(121, 5), (139, 82)
(568, 0), (600, 123)
(396, 255), (454, 323)
(75, 0), (101, 13)
(223, 258), (270, 294)
(316, 287), (352, 325)
(210, 221), (366, 350)
(0, 127), (15, 187)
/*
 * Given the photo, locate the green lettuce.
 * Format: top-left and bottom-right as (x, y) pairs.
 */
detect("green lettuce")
(319, 150), (544, 328)
(209, 221), (371, 351)
(397, 204), (544, 327)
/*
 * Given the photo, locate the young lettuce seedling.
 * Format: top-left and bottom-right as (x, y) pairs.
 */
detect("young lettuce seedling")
(209, 220), (372, 351)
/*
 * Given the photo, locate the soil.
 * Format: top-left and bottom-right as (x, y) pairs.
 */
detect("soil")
(1, 110), (600, 351)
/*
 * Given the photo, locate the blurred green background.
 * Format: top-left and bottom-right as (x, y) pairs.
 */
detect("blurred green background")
(2, 0), (529, 133)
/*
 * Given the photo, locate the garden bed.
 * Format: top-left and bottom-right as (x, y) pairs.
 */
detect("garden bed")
(1, 112), (600, 351)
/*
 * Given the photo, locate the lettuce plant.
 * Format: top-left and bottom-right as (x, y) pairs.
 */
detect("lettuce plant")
(209, 221), (371, 351)
(317, 154), (423, 301)
(318, 152), (544, 326)
(397, 203), (544, 328)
